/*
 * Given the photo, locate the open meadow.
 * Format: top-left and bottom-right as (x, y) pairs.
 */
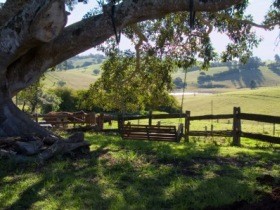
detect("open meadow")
(43, 64), (102, 90)
(176, 86), (280, 116)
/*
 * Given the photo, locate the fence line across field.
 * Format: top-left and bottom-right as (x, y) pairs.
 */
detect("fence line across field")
(32, 107), (280, 145)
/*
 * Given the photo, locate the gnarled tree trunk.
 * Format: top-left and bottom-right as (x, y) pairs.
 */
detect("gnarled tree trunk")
(0, 93), (50, 137)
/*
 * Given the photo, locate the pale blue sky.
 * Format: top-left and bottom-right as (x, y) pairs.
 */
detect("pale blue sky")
(1, 0), (279, 60)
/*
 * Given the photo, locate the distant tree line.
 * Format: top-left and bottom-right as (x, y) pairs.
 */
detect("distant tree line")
(196, 57), (265, 88)
(268, 54), (280, 75)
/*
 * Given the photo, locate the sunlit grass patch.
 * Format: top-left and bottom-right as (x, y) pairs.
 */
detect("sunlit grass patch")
(0, 133), (279, 209)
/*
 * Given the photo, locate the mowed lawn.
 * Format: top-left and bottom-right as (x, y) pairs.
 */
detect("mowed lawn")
(0, 134), (279, 209)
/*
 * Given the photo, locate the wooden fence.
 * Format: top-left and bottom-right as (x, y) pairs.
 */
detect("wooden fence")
(113, 107), (280, 145)
(33, 108), (280, 145)
(33, 112), (97, 128)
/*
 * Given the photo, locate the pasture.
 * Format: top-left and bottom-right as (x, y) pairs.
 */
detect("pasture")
(173, 65), (280, 90)
(43, 64), (280, 91)
(44, 64), (102, 90)
(0, 134), (279, 209)
(177, 86), (280, 116)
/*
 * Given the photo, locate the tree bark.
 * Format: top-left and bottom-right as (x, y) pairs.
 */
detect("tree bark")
(0, 94), (51, 137)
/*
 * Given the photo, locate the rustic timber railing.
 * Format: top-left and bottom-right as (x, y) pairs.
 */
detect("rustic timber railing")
(33, 108), (280, 145)
(113, 107), (280, 145)
(32, 111), (97, 127)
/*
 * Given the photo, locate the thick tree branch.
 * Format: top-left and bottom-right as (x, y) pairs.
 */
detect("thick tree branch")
(0, 0), (32, 27)
(8, 0), (244, 94)
(0, 0), (67, 70)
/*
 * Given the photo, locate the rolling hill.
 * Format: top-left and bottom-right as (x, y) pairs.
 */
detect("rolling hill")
(176, 86), (280, 116)
(44, 62), (280, 91)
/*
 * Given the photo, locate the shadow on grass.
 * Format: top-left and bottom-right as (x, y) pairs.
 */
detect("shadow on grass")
(0, 134), (278, 209)
(0, 145), (111, 210)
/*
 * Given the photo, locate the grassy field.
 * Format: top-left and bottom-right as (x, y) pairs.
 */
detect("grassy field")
(44, 63), (102, 90)
(0, 133), (279, 209)
(173, 66), (280, 90)
(43, 64), (280, 91)
(176, 86), (280, 116)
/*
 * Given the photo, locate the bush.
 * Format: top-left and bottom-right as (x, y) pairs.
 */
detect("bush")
(81, 61), (93, 67)
(92, 69), (100, 75)
(51, 87), (78, 112)
(250, 80), (257, 89)
(57, 80), (66, 87)
(173, 77), (186, 89)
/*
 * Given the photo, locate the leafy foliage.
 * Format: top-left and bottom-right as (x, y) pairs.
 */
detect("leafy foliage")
(17, 80), (44, 113)
(51, 88), (79, 112)
(268, 54), (280, 75)
(263, 0), (280, 29)
(86, 50), (179, 113)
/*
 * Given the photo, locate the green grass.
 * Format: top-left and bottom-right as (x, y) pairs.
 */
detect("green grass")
(44, 63), (102, 90)
(0, 133), (279, 209)
(173, 66), (280, 90)
(176, 86), (280, 116)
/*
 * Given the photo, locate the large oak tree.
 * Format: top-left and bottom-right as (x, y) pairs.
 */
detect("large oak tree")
(0, 0), (279, 139)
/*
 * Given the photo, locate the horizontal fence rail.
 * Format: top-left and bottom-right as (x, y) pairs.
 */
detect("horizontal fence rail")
(189, 114), (233, 121)
(188, 130), (232, 137)
(240, 113), (280, 124)
(33, 108), (280, 145)
(117, 108), (280, 145)
(241, 132), (280, 144)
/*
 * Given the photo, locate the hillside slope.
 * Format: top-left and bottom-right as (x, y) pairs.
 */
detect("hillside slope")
(44, 64), (101, 89)
(176, 86), (280, 116)
(44, 56), (280, 91)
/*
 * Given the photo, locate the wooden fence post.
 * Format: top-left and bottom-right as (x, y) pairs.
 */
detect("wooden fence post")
(232, 107), (241, 146)
(35, 113), (38, 123)
(149, 110), (152, 126)
(98, 113), (104, 131)
(185, 111), (190, 142)
(91, 112), (96, 125)
(118, 114), (124, 134)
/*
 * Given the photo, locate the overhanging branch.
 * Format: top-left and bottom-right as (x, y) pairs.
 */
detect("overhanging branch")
(8, 0), (244, 94)
(216, 13), (279, 30)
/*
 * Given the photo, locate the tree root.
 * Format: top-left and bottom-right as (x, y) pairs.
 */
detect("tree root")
(0, 132), (90, 164)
